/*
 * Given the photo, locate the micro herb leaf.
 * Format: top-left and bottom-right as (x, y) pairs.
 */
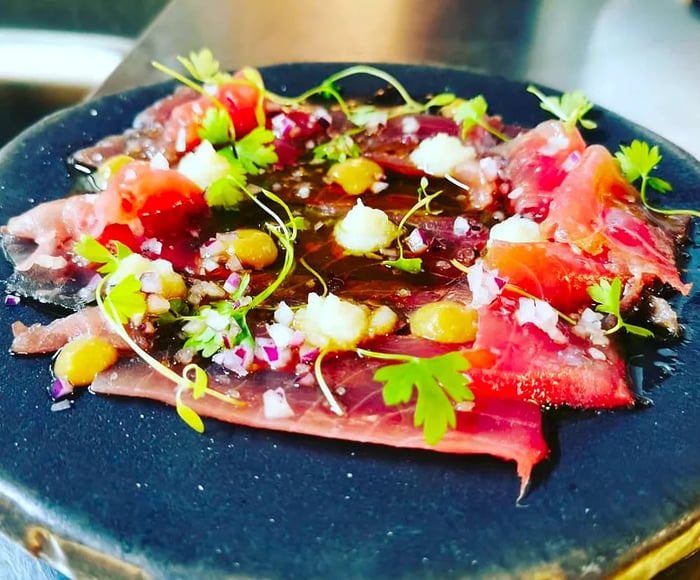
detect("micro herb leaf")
(614, 140), (700, 218)
(177, 48), (231, 85)
(383, 179), (442, 274)
(104, 275), (147, 324)
(372, 352), (473, 445)
(526, 85), (597, 131)
(175, 391), (205, 433)
(158, 298), (190, 325)
(74, 235), (132, 274)
(587, 277), (654, 338)
(313, 134), (361, 163)
(423, 92), (457, 109)
(183, 363), (209, 400)
(205, 151), (248, 209)
(347, 105), (380, 127)
(199, 107), (234, 145)
(451, 95), (509, 142)
(235, 127), (278, 174)
(382, 257), (423, 274)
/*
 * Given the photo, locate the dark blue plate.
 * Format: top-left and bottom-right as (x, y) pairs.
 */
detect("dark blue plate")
(0, 64), (698, 579)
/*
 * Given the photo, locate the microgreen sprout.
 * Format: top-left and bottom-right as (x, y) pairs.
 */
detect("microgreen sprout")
(76, 238), (244, 433)
(383, 178), (442, 273)
(615, 140), (700, 218)
(526, 85), (597, 131)
(451, 95), (509, 142)
(356, 349), (473, 445)
(300, 257), (328, 297)
(313, 349), (345, 416)
(587, 278), (654, 338)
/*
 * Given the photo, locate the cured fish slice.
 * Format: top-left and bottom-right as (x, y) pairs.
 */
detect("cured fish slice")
(497, 120), (586, 219)
(469, 297), (633, 408)
(541, 145), (690, 296)
(10, 306), (133, 353)
(484, 240), (614, 314)
(90, 354), (548, 493)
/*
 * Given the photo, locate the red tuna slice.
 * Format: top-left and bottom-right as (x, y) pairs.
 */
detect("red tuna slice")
(484, 240), (615, 314)
(90, 353), (548, 493)
(10, 306), (134, 354)
(540, 146), (690, 296)
(468, 297), (633, 409)
(497, 120), (586, 219)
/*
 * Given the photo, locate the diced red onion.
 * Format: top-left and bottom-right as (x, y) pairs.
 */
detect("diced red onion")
(139, 271), (163, 294)
(263, 345), (280, 363)
(262, 388), (295, 419)
(223, 272), (242, 294)
(562, 151), (582, 172)
(4, 295), (20, 306)
(140, 238), (163, 255)
(406, 229), (428, 253)
(271, 113), (297, 139)
(299, 345), (320, 364)
(49, 377), (73, 400)
(86, 273), (102, 291)
(453, 216), (470, 236)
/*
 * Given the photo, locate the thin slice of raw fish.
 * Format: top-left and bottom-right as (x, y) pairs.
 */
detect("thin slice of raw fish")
(541, 145), (690, 296)
(469, 297), (633, 408)
(90, 354), (548, 494)
(11, 306), (133, 354)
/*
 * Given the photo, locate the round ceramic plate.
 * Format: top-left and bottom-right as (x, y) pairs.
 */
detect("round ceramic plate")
(0, 64), (698, 579)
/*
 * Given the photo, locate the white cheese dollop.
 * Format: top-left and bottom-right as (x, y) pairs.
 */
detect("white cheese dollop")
(334, 199), (396, 254)
(409, 133), (476, 176)
(488, 215), (542, 244)
(293, 293), (369, 351)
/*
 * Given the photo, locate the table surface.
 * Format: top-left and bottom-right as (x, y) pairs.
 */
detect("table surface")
(97, 0), (700, 160)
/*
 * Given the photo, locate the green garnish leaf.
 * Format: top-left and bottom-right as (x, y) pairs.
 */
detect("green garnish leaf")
(614, 140), (700, 218)
(177, 48), (230, 85)
(313, 134), (361, 163)
(526, 85), (597, 130)
(347, 105), (380, 127)
(451, 95), (509, 142)
(373, 352), (473, 445)
(382, 257), (423, 274)
(453, 95), (488, 134)
(74, 235), (132, 274)
(183, 363), (209, 400)
(199, 107), (234, 145)
(424, 92), (457, 109)
(175, 395), (205, 433)
(105, 275), (147, 324)
(235, 127), (278, 175)
(587, 278), (654, 338)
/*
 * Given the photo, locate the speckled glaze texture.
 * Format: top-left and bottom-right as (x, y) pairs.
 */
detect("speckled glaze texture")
(0, 65), (698, 579)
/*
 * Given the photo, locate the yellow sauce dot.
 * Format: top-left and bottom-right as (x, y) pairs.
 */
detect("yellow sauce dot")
(231, 229), (279, 270)
(53, 337), (119, 387)
(327, 158), (384, 196)
(409, 301), (479, 344)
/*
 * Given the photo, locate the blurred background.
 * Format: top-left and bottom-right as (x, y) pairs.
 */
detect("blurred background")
(0, 0), (167, 145)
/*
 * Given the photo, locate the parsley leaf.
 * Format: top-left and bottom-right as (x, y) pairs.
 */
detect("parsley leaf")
(177, 48), (231, 85)
(105, 275), (147, 324)
(370, 351), (474, 445)
(587, 278), (654, 338)
(381, 257), (423, 274)
(451, 95), (509, 142)
(199, 107), (234, 145)
(235, 127), (278, 174)
(614, 140), (700, 218)
(74, 236), (133, 275)
(526, 85), (597, 131)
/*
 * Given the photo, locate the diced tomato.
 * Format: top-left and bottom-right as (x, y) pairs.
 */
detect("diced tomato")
(94, 162), (207, 239)
(217, 76), (261, 139)
(97, 223), (141, 253)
